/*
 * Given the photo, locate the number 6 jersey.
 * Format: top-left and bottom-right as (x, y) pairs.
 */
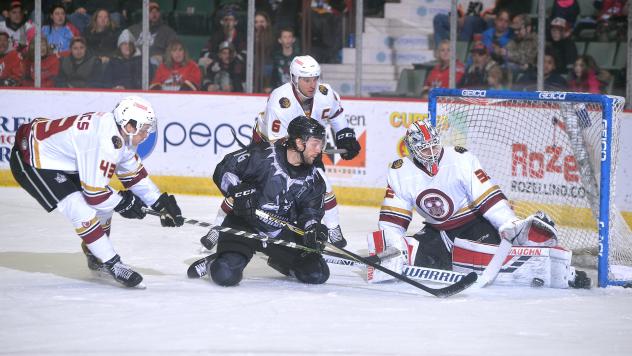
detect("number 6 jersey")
(15, 111), (161, 212)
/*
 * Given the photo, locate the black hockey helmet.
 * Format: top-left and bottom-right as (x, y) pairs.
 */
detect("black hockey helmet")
(286, 116), (326, 149)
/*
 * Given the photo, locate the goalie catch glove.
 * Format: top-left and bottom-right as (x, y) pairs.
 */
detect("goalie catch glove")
(114, 190), (147, 219)
(151, 193), (184, 227)
(334, 128), (361, 160)
(499, 211), (557, 246)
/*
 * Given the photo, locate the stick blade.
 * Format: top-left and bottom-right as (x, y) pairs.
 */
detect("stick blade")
(432, 272), (478, 298)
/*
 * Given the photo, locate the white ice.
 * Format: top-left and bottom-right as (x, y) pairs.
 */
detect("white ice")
(1, 186), (631, 356)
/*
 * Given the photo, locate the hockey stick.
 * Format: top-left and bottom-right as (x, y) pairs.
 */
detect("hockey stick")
(322, 148), (348, 154)
(254, 210), (478, 298)
(476, 238), (512, 287)
(141, 208), (321, 254)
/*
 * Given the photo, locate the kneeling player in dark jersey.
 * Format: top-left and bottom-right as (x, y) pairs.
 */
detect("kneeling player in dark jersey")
(199, 116), (330, 286)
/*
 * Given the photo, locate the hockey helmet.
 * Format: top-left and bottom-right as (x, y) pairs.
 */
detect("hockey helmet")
(404, 120), (442, 175)
(287, 116), (326, 148)
(289, 55), (320, 95)
(113, 96), (157, 135)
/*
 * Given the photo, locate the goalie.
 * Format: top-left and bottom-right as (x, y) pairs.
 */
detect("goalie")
(369, 120), (590, 288)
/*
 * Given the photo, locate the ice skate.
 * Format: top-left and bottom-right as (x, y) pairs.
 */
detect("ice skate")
(328, 225), (347, 248)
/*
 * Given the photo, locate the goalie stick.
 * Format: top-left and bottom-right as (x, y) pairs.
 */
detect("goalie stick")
(254, 210), (478, 298)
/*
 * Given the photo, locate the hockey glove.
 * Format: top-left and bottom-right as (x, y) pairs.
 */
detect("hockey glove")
(335, 128), (361, 160)
(230, 182), (258, 222)
(151, 193), (184, 227)
(114, 190), (147, 219)
(303, 222), (328, 251)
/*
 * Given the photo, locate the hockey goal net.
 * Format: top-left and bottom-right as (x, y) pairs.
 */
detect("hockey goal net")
(429, 89), (631, 287)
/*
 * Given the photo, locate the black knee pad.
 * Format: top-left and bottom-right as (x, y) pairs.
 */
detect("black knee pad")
(209, 252), (248, 286)
(291, 253), (330, 284)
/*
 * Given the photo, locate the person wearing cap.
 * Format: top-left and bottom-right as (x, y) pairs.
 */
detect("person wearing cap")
(502, 14), (537, 75)
(202, 40), (245, 92)
(459, 41), (500, 89)
(150, 38), (201, 91)
(126, 1), (177, 66)
(199, 6), (246, 72)
(0, 30), (24, 86)
(55, 36), (103, 88)
(548, 17), (577, 74)
(0, 1), (34, 52)
(103, 29), (142, 89)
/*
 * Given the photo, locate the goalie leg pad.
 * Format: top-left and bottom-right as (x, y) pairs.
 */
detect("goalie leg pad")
(452, 238), (575, 288)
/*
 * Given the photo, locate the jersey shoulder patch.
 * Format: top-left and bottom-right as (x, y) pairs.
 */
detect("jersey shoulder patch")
(279, 97), (291, 108)
(318, 85), (328, 95)
(454, 146), (468, 154)
(391, 159), (403, 169)
(111, 136), (123, 149)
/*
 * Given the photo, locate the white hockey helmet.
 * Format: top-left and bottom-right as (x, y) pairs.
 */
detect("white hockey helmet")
(289, 55), (320, 94)
(404, 120), (442, 175)
(113, 96), (157, 135)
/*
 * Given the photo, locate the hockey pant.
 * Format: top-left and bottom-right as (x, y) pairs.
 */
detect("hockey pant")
(211, 214), (330, 286)
(10, 147), (117, 263)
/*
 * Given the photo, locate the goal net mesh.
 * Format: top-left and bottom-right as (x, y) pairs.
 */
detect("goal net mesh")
(432, 93), (631, 284)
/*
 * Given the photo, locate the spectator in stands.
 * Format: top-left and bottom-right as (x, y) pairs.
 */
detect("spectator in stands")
(202, 41), (245, 92)
(257, 0), (300, 32)
(271, 27), (298, 88)
(150, 39), (201, 91)
(127, 1), (177, 66)
(482, 8), (513, 64)
(55, 36), (102, 88)
(39, 4), (80, 56)
(0, 30), (23, 86)
(0, 1), (33, 52)
(486, 64), (508, 89)
(200, 6), (246, 71)
(69, 1), (124, 33)
(84, 9), (119, 65)
(432, 0), (496, 46)
(502, 14), (537, 77)
(254, 10), (275, 93)
(594, 0), (628, 41)
(22, 36), (60, 88)
(421, 39), (465, 98)
(568, 55), (601, 93)
(309, 0), (344, 63)
(459, 41), (499, 89)
(549, 0), (580, 28)
(102, 29), (141, 90)
(548, 17), (577, 75)
(514, 49), (569, 91)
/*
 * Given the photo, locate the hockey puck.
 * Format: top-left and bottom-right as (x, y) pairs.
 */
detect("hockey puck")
(531, 278), (544, 288)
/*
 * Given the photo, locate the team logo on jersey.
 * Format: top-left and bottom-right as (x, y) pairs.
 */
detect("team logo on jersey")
(455, 146), (468, 153)
(54, 173), (67, 184)
(279, 97), (291, 108)
(112, 136), (123, 149)
(415, 189), (454, 221)
(319, 85), (328, 95)
(391, 159), (403, 169)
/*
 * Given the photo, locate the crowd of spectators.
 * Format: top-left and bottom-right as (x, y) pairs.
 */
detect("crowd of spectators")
(0, 0), (361, 93)
(426, 0), (627, 95)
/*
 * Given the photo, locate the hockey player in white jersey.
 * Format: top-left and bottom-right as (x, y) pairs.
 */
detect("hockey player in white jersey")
(202, 55), (360, 250)
(10, 96), (184, 288)
(368, 120), (589, 288)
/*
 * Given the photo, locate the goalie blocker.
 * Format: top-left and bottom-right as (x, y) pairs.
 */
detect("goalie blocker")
(366, 214), (591, 289)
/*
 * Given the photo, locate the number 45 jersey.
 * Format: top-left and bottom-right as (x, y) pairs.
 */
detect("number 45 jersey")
(14, 111), (161, 210)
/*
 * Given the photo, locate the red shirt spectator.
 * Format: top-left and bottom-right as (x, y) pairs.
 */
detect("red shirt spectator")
(568, 55), (601, 94)
(150, 39), (201, 91)
(422, 40), (465, 98)
(0, 31), (24, 86)
(21, 37), (60, 88)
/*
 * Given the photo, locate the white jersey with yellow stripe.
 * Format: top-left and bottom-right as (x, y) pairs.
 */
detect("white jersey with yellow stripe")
(20, 111), (160, 212)
(254, 82), (345, 142)
(378, 146), (516, 238)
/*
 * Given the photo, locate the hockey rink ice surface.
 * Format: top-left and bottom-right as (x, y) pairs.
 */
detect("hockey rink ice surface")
(1, 187), (631, 355)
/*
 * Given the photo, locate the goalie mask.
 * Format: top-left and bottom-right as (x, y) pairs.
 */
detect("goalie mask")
(289, 55), (320, 100)
(405, 120), (442, 175)
(113, 96), (157, 147)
